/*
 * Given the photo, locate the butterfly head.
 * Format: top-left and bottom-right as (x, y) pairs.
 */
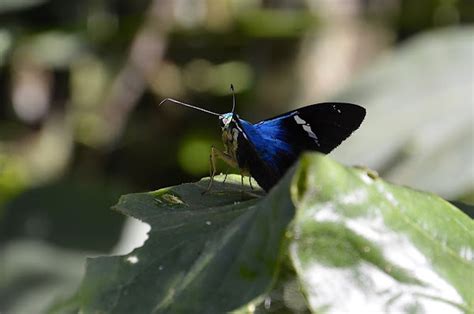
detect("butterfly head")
(218, 112), (236, 130)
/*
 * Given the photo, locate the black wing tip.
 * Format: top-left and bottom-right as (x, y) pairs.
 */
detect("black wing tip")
(343, 103), (366, 129)
(350, 103), (366, 122)
(341, 102), (366, 122)
(318, 102), (366, 134)
(322, 101), (365, 110)
(317, 101), (366, 122)
(307, 101), (365, 111)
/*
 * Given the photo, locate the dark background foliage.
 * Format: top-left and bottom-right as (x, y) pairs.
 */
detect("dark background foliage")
(0, 0), (472, 312)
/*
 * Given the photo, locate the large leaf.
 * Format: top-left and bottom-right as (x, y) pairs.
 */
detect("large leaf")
(55, 153), (473, 313)
(63, 174), (295, 313)
(290, 153), (474, 313)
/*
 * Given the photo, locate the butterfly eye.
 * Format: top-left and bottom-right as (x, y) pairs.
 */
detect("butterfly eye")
(219, 115), (232, 127)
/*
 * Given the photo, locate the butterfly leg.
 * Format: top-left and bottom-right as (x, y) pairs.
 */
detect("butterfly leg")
(237, 172), (261, 199)
(222, 168), (230, 185)
(204, 146), (238, 194)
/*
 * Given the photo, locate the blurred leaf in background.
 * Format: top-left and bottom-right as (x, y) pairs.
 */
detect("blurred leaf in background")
(0, 240), (85, 314)
(331, 27), (474, 200)
(0, 178), (126, 251)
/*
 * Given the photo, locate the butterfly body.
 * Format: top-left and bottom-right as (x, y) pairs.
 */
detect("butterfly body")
(220, 114), (279, 190)
(159, 89), (365, 193)
(218, 103), (366, 191)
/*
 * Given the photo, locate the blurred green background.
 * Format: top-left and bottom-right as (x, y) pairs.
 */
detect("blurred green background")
(0, 0), (473, 312)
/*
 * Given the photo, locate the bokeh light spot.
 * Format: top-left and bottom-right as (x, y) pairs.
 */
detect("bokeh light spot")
(211, 61), (253, 95)
(178, 136), (214, 176)
(183, 59), (213, 92)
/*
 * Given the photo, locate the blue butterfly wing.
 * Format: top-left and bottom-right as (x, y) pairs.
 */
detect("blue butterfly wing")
(256, 102), (366, 153)
(237, 103), (365, 191)
(239, 118), (296, 177)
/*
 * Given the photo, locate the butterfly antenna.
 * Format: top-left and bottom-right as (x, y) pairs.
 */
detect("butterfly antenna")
(159, 98), (221, 116)
(230, 84), (236, 114)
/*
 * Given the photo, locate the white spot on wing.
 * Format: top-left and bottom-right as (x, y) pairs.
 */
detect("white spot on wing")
(294, 115), (306, 124)
(303, 124), (318, 141)
(294, 114), (319, 146)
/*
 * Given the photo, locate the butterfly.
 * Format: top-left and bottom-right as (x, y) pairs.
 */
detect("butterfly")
(160, 85), (366, 192)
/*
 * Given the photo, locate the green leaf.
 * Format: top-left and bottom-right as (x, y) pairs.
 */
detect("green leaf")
(57, 153), (473, 313)
(290, 153), (474, 313)
(67, 174), (295, 313)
